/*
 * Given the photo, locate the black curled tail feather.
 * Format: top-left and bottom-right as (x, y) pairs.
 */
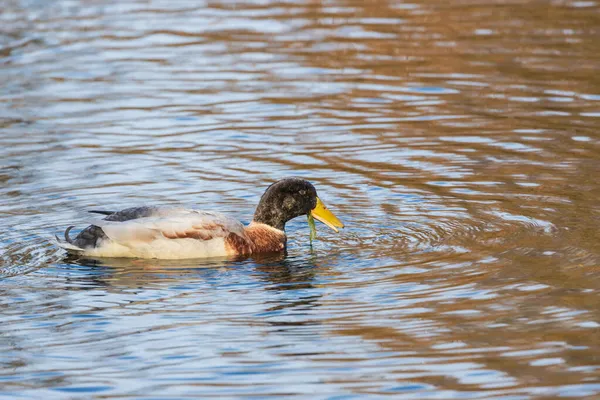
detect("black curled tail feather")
(55, 226), (85, 253)
(64, 226), (76, 244)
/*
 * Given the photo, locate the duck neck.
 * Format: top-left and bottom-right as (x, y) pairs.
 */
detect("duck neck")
(245, 222), (287, 253)
(252, 201), (287, 231)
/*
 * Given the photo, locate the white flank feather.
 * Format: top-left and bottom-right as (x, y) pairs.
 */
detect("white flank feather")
(79, 209), (246, 259)
(55, 239), (84, 253)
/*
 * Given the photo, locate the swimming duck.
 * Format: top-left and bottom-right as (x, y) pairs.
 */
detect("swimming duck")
(55, 177), (343, 259)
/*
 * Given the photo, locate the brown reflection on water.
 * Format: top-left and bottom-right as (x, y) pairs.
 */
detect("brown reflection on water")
(1, 0), (600, 397)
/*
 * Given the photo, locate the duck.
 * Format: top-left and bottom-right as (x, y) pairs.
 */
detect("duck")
(55, 177), (344, 259)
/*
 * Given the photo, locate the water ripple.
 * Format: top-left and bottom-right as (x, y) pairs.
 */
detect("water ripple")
(1, 0), (600, 398)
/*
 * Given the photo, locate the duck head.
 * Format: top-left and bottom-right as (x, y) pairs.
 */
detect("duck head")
(252, 177), (344, 232)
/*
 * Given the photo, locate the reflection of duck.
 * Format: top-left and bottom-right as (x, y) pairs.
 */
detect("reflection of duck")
(56, 178), (343, 259)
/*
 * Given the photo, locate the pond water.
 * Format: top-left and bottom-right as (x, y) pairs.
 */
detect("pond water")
(1, 0), (600, 398)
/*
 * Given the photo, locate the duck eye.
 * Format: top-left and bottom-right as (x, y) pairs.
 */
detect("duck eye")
(299, 190), (307, 195)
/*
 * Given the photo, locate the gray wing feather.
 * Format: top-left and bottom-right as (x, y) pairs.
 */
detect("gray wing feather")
(71, 206), (164, 249)
(88, 210), (115, 216)
(103, 206), (161, 221)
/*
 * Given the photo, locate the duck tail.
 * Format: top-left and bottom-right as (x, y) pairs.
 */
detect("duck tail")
(64, 226), (75, 243)
(55, 226), (84, 253)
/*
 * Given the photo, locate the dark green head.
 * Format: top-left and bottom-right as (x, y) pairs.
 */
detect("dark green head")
(253, 178), (318, 231)
(253, 177), (344, 232)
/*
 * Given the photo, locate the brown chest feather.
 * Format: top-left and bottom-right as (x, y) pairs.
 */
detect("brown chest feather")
(224, 224), (286, 255)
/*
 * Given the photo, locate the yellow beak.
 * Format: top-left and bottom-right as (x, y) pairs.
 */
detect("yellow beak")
(310, 197), (344, 233)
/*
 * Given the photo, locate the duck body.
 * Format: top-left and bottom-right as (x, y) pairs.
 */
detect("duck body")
(56, 178), (343, 260)
(59, 206), (285, 259)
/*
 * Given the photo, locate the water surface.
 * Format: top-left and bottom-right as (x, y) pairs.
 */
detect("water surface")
(1, 0), (600, 398)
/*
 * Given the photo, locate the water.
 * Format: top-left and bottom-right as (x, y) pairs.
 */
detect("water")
(1, 0), (600, 398)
